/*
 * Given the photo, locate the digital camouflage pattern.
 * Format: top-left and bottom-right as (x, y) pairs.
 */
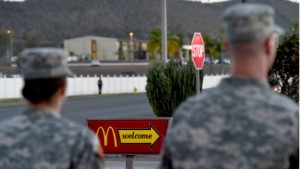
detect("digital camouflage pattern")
(223, 3), (283, 42)
(159, 77), (298, 169)
(0, 108), (104, 169)
(159, 3), (298, 169)
(18, 48), (74, 79)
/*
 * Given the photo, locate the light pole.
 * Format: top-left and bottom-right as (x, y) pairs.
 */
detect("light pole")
(161, 0), (167, 64)
(129, 32), (134, 63)
(6, 29), (13, 64)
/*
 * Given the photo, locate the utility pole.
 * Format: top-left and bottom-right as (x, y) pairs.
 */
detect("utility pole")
(161, 0), (167, 64)
(129, 32), (134, 63)
(7, 29), (12, 65)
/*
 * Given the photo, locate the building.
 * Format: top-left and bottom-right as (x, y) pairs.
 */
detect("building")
(64, 36), (119, 61)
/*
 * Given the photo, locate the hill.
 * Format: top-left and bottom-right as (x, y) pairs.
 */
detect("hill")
(0, 0), (298, 43)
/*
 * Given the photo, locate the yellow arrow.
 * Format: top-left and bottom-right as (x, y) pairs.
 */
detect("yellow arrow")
(117, 125), (160, 147)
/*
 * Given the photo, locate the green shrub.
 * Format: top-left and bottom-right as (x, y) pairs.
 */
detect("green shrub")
(146, 60), (204, 117)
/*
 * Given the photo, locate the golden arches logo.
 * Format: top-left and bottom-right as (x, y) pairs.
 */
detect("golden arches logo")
(96, 126), (118, 147)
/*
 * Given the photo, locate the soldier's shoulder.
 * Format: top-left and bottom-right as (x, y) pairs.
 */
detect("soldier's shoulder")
(59, 118), (95, 137)
(59, 118), (101, 161)
(60, 119), (99, 149)
(0, 114), (27, 130)
(172, 88), (223, 124)
(270, 92), (298, 112)
(176, 88), (224, 112)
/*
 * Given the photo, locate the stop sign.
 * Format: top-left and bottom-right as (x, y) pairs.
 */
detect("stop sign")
(191, 33), (205, 69)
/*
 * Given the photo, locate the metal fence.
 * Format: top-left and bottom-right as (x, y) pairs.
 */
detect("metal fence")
(0, 74), (228, 99)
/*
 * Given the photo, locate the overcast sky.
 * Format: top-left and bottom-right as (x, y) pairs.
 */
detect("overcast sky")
(3, 0), (300, 2)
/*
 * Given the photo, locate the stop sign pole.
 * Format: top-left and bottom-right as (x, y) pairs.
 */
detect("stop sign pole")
(191, 33), (205, 95)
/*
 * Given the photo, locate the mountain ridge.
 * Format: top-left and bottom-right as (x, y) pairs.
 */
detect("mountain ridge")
(0, 0), (298, 42)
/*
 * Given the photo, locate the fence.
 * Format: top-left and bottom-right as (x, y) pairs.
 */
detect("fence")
(0, 74), (228, 99)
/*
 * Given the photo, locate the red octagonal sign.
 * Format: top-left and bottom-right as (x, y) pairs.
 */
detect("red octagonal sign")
(191, 33), (205, 69)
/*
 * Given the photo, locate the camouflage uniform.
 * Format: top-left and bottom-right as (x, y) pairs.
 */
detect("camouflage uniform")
(0, 48), (104, 169)
(159, 4), (298, 169)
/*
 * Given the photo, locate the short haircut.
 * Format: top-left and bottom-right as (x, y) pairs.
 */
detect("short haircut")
(22, 77), (66, 104)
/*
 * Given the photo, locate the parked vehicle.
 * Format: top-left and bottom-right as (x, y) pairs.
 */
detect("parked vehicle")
(6, 74), (23, 78)
(204, 57), (218, 64)
(90, 60), (101, 67)
(217, 58), (231, 64)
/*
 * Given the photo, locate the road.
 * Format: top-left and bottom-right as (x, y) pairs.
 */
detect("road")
(0, 93), (154, 124)
(0, 93), (159, 169)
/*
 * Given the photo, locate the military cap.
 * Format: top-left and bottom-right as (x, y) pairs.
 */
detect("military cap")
(223, 3), (283, 42)
(18, 48), (74, 79)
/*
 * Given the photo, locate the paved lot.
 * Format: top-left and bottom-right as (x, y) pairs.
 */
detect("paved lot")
(0, 93), (154, 124)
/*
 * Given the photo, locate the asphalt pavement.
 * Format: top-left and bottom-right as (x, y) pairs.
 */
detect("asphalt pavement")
(0, 93), (154, 124)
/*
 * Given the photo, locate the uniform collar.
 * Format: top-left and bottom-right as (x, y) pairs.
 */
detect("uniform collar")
(220, 77), (271, 90)
(24, 107), (60, 118)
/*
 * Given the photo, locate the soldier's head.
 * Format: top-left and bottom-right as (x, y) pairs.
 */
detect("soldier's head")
(222, 3), (282, 77)
(18, 48), (74, 106)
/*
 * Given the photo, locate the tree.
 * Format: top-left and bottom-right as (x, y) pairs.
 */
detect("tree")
(0, 29), (9, 47)
(202, 35), (221, 59)
(117, 41), (125, 60)
(268, 23), (299, 102)
(146, 59), (204, 117)
(147, 27), (180, 59)
(23, 34), (41, 48)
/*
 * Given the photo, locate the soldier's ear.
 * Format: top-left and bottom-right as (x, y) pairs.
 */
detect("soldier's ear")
(59, 81), (67, 96)
(263, 35), (276, 59)
(264, 36), (271, 56)
(264, 34), (277, 68)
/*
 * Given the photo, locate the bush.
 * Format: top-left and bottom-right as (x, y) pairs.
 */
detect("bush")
(146, 60), (204, 117)
(268, 23), (299, 103)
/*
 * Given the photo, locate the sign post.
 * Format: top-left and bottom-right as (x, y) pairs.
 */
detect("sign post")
(126, 155), (134, 169)
(191, 33), (205, 95)
(87, 119), (169, 169)
(196, 70), (200, 94)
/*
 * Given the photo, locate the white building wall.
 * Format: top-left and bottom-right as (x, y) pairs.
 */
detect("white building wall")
(93, 37), (119, 61)
(64, 36), (119, 61)
(64, 38), (90, 58)
(0, 75), (228, 99)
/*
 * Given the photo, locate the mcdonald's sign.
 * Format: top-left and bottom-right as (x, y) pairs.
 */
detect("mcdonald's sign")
(96, 127), (117, 148)
(87, 119), (169, 154)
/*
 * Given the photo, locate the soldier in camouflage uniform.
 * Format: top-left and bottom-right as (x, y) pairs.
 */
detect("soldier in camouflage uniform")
(159, 3), (298, 169)
(0, 48), (104, 169)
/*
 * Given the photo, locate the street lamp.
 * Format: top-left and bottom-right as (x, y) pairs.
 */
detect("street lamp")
(6, 29), (13, 64)
(129, 32), (134, 63)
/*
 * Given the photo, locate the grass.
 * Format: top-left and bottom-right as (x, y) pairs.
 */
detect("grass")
(0, 98), (26, 107)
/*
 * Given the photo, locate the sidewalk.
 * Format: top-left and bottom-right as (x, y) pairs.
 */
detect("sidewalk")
(105, 155), (160, 169)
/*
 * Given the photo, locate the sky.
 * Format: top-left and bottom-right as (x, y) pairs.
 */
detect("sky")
(3, 0), (300, 2)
